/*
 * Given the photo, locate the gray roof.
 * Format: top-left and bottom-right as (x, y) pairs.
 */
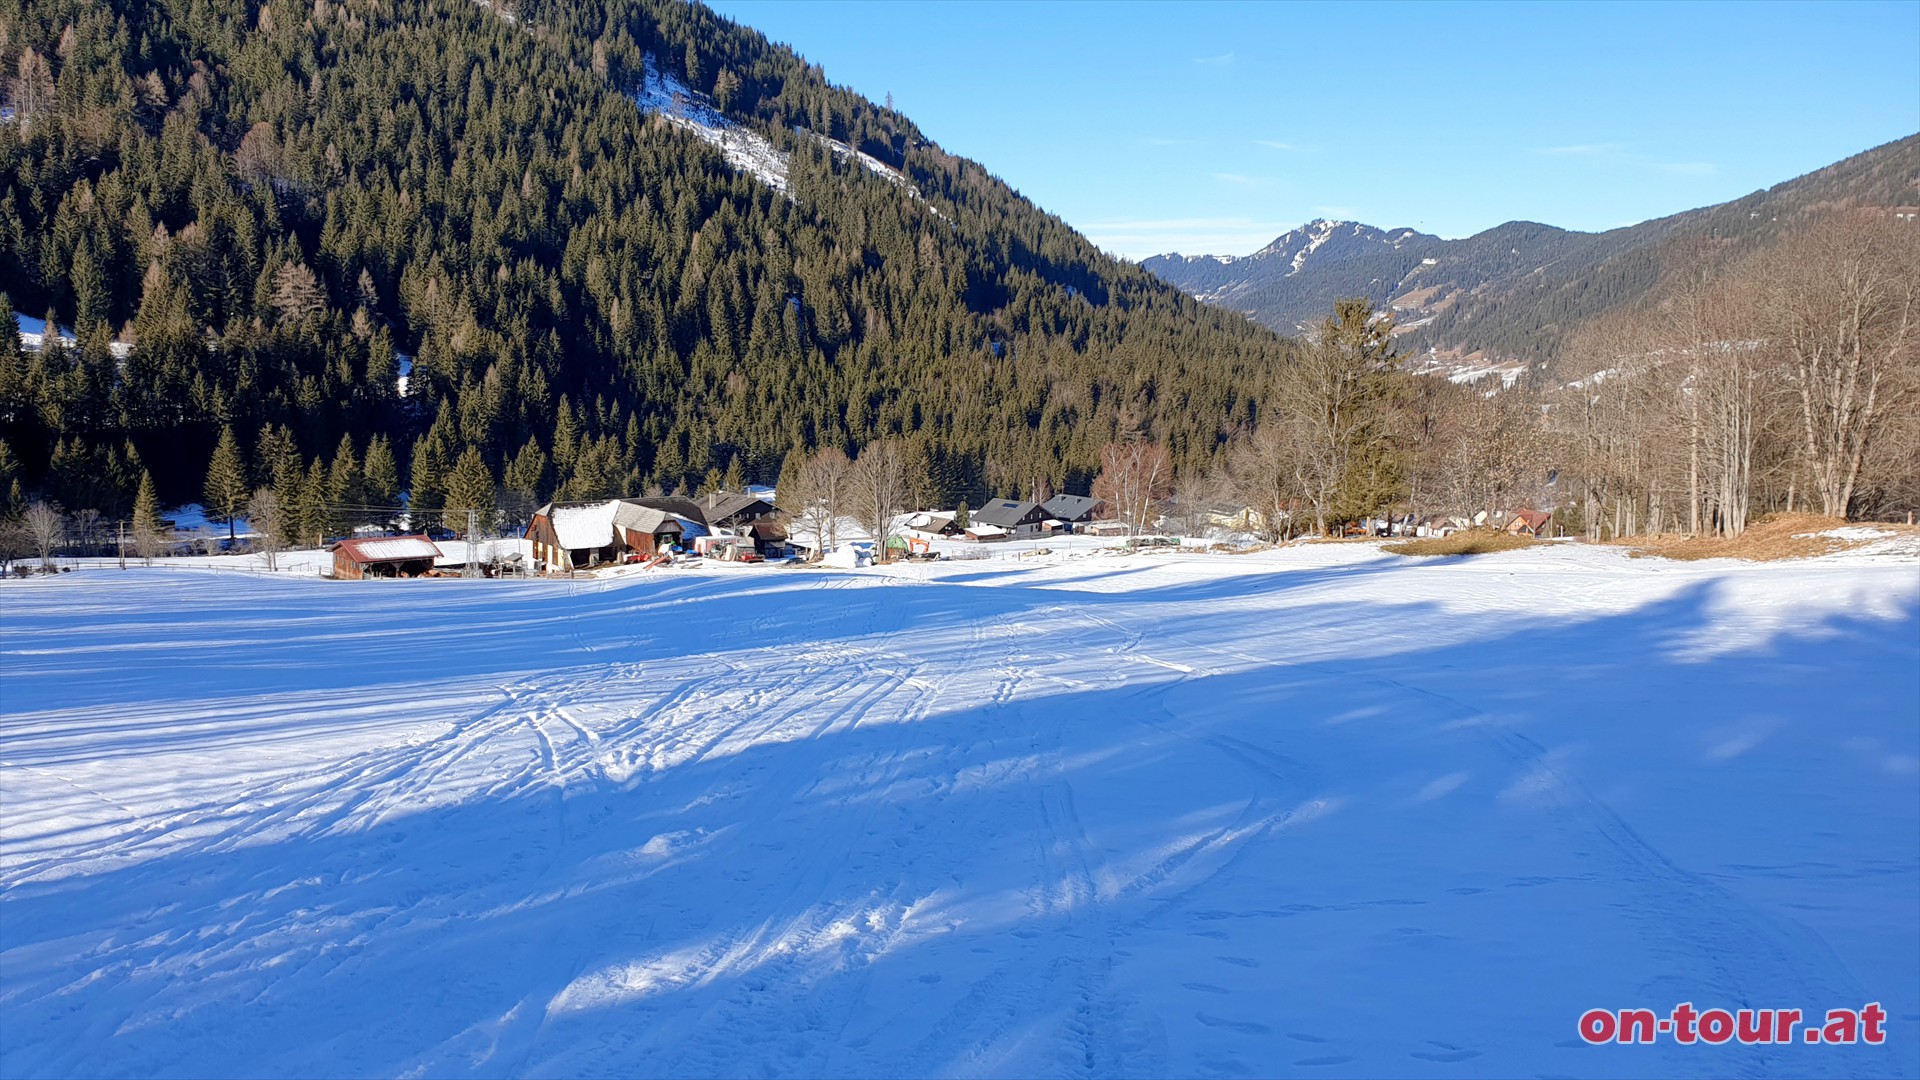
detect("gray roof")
(1040, 493), (1103, 521)
(702, 491), (774, 524)
(621, 497), (710, 529)
(970, 499), (1044, 528)
(613, 503), (680, 534)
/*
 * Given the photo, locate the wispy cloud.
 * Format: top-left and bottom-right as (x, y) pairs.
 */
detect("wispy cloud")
(1255, 139), (1310, 152)
(1191, 51), (1234, 67)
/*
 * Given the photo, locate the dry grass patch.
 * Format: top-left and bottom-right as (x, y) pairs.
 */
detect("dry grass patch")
(1384, 530), (1539, 557)
(1615, 513), (1916, 562)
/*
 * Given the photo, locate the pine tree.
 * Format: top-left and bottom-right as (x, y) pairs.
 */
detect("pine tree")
(954, 500), (969, 529)
(203, 426), (249, 541)
(295, 458), (330, 547)
(362, 435), (400, 526)
(132, 469), (164, 560)
(444, 447), (496, 534)
(327, 434), (364, 535)
(502, 436), (549, 523)
(0, 440), (18, 514)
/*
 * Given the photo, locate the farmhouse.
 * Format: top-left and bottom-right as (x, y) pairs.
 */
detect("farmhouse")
(331, 535), (442, 580)
(970, 499), (1052, 538)
(1040, 493), (1104, 532)
(527, 501), (621, 571)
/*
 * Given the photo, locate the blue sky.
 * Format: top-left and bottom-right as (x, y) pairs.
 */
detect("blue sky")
(707, 0), (1920, 260)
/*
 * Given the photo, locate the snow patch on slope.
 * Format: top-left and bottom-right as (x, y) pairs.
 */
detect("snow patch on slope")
(636, 63), (791, 193)
(16, 315), (132, 360)
(633, 60), (935, 216)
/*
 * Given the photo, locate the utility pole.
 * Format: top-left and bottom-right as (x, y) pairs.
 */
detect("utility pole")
(465, 508), (481, 578)
(117, 521), (126, 570)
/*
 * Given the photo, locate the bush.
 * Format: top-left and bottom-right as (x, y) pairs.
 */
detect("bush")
(1383, 530), (1538, 557)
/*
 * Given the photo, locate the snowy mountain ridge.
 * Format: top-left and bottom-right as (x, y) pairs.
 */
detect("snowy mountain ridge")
(1143, 135), (1920, 363)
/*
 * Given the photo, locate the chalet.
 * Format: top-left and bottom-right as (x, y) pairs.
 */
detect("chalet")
(1506, 508), (1554, 538)
(527, 501), (622, 572)
(700, 491), (776, 530)
(1040, 494), (1104, 532)
(970, 499), (1052, 538)
(331, 535), (441, 580)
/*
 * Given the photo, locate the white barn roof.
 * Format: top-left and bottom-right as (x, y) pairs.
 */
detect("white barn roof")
(550, 502), (618, 550)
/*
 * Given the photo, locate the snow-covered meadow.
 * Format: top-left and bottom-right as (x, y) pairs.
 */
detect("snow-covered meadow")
(2, 542), (1916, 1078)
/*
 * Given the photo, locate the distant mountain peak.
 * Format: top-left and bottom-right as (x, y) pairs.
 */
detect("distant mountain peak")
(1142, 134), (1920, 359)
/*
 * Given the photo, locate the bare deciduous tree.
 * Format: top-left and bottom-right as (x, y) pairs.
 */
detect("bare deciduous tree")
(1092, 440), (1172, 536)
(23, 500), (63, 571)
(1168, 468), (1230, 540)
(849, 438), (909, 561)
(1226, 422), (1301, 542)
(1748, 218), (1919, 518)
(777, 447), (851, 560)
(247, 488), (290, 572)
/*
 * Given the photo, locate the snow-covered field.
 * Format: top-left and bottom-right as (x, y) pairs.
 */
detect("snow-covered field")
(2, 543), (1916, 1078)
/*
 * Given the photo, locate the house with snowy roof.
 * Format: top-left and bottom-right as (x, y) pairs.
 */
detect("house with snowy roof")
(527, 500), (687, 573)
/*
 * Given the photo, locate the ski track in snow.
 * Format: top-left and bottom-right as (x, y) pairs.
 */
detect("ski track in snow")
(1, 543), (1917, 1078)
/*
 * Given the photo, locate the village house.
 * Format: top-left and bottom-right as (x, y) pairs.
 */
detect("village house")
(700, 491), (776, 530)
(527, 500), (689, 573)
(1506, 508), (1554, 538)
(525, 493), (796, 572)
(905, 511), (963, 538)
(698, 492), (788, 556)
(527, 501), (621, 572)
(331, 535), (442, 580)
(1039, 493), (1104, 533)
(969, 499), (1053, 539)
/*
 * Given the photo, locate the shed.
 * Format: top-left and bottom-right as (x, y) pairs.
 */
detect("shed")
(613, 502), (684, 557)
(332, 535), (442, 580)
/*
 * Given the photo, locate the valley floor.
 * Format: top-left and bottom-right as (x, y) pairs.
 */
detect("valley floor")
(1, 543), (1917, 1078)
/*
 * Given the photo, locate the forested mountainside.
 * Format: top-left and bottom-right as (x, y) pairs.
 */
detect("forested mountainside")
(0, 0), (1291, 520)
(1145, 134), (1920, 364)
